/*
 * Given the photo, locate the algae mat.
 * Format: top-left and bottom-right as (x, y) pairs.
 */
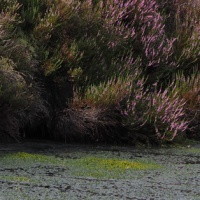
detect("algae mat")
(0, 142), (200, 199)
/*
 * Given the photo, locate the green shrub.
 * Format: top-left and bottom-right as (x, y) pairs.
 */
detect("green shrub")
(0, 0), (199, 143)
(0, 57), (30, 108)
(169, 70), (200, 138)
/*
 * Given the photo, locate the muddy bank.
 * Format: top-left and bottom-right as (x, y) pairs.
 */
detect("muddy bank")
(0, 141), (200, 200)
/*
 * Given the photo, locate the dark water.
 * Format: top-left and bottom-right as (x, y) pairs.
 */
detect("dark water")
(0, 141), (200, 200)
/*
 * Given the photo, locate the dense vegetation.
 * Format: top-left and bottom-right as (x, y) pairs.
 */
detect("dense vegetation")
(0, 0), (199, 145)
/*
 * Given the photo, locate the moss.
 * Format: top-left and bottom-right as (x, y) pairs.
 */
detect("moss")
(75, 157), (160, 170)
(186, 148), (200, 154)
(0, 152), (63, 166)
(0, 175), (31, 182)
(68, 157), (162, 179)
(0, 152), (162, 179)
(6, 152), (54, 162)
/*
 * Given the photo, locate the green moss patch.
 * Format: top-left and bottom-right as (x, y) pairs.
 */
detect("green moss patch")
(186, 148), (200, 154)
(75, 157), (159, 170)
(0, 152), (162, 179)
(0, 152), (64, 167)
(8, 152), (54, 162)
(0, 175), (31, 182)
(68, 157), (162, 179)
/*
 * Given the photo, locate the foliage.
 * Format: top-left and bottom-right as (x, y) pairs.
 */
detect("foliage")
(171, 70), (200, 110)
(122, 77), (189, 141)
(155, 0), (200, 82)
(0, 1), (48, 141)
(169, 70), (200, 138)
(72, 75), (133, 109)
(146, 84), (188, 140)
(0, 0), (199, 144)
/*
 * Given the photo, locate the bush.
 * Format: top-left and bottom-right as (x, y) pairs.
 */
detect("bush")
(0, 0), (199, 144)
(0, 1), (48, 141)
(157, 0), (200, 73)
(146, 84), (188, 141)
(170, 70), (200, 139)
(123, 81), (189, 142)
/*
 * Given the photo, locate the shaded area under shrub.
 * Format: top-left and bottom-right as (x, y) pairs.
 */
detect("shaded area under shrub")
(0, 103), (20, 142)
(51, 108), (129, 144)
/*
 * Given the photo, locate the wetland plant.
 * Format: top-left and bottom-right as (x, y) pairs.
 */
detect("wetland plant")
(0, 0), (199, 144)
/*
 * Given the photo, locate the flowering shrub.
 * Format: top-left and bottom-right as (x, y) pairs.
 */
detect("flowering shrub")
(72, 75), (133, 109)
(156, 0), (200, 74)
(123, 82), (189, 141)
(0, 0), (199, 143)
(146, 86), (188, 140)
(96, 0), (176, 82)
(122, 82), (149, 143)
(169, 70), (200, 138)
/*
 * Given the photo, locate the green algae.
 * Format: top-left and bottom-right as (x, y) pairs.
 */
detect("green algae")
(0, 143), (200, 199)
(0, 175), (31, 182)
(0, 152), (63, 166)
(186, 148), (200, 154)
(72, 157), (161, 170)
(0, 152), (162, 179)
(67, 157), (162, 179)
(6, 152), (55, 162)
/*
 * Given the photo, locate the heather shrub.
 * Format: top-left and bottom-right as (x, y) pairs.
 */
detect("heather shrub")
(146, 85), (188, 140)
(0, 1), (21, 56)
(67, 70), (135, 143)
(72, 77), (131, 109)
(0, 57), (30, 108)
(172, 0), (200, 72)
(28, 0), (93, 78)
(0, 1), (49, 141)
(121, 76), (150, 143)
(157, 0), (200, 74)
(0, 57), (28, 142)
(169, 70), (200, 138)
(12, 0), (177, 85)
(123, 82), (189, 142)
(0, 56), (48, 141)
(0, 0), (199, 144)
(71, 70), (137, 109)
(32, 0), (175, 89)
(67, 54), (143, 143)
(75, 0), (177, 86)
(0, 1), (37, 72)
(57, 0), (199, 143)
(112, 0), (176, 77)
(19, 0), (45, 30)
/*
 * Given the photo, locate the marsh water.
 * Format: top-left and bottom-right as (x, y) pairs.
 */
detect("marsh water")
(0, 141), (200, 200)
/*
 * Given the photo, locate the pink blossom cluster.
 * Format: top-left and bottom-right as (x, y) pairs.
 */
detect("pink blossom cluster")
(95, 0), (176, 73)
(123, 80), (189, 140)
(147, 87), (189, 140)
